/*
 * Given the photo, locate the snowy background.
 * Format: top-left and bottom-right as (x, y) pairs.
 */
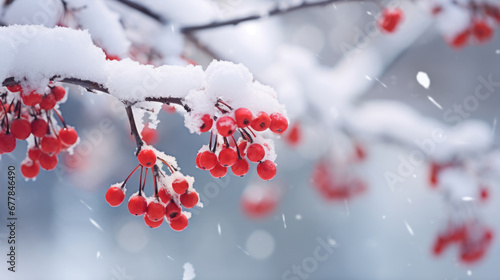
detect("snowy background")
(1, 0), (500, 279)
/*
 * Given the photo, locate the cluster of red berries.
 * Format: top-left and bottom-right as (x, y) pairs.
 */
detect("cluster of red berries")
(312, 159), (367, 201)
(433, 222), (494, 264)
(0, 83), (78, 179)
(432, 3), (499, 48)
(105, 148), (199, 231)
(240, 184), (280, 219)
(378, 8), (404, 33)
(428, 162), (489, 202)
(311, 143), (367, 201)
(194, 101), (288, 181)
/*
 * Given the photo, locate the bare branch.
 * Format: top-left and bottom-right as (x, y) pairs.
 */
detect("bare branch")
(113, 0), (167, 24)
(180, 0), (361, 33)
(125, 105), (144, 153)
(2, 77), (189, 110)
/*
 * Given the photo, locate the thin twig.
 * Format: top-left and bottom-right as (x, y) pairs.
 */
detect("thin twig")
(125, 105), (144, 153)
(113, 0), (167, 24)
(181, 0), (358, 33)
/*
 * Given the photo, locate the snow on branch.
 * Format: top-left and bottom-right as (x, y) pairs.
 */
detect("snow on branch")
(180, 0), (364, 33)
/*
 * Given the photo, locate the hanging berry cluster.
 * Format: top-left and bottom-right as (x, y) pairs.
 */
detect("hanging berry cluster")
(194, 100), (288, 181)
(435, 2), (500, 48)
(311, 142), (367, 202)
(105, 147), (200, 231)
(433, 219), (494, 264)
(428, 163), (495, 264)
(0, 83), (78, 179)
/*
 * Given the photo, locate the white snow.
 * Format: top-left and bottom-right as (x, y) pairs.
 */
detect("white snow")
(182, 262), (196, 280)
(65, 0), (130, 57)
(416, 71), (430, 89)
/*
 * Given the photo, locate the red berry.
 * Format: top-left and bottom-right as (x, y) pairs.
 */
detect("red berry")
(180, 191), (199, 208)
(7, 84), (22, 92)
(378, 8), (403, 33)
(169, 213), (188, 231)
(480, 187), (489, 202)
(158, 187), (171, 204)
(231, 158), (250, 177)
(21, 90), (43, 106)
(257, 160), (277, 180)
(247, 143), (265, 162)
(0, 132), (16, 153)
(144, 215), (163, 228)
(40, 135), (61, 154)
(210, 162), (227, 178)
(269, 113), (288, 134)
(216, 116), (237, 137)
(105, 186), (125, 207)
(195, 152), (203, 169)
(218, 148), (237, 167)
(286, 122), (301, 146)
(39, 153), (58, 170)
(21, 159), (40, 178)
(450, 30), (470, 49)
(28, 147), (42, 161)
(165, 201), (181, 220)
(199, 151), (218, 170)
(429, 162), (442, 188)
(172, 178), (189, 194)
(250, 112), (271, 131)
(40, 93), (57, 110)
(31, 119), (49, 138)
(199, 114), (213, 133)
(51, 86), (66, 101)
(146, 200), (165, 221)
(234, 108), (253, 128)
(128, 194), (147, 216)
(10, 118), (31, 140)
(140, 124), (158, 145)
(162, 104), (176, 114)
(238, 141), (248, 157)
(59, 127), (78, 146)
(473, 21), (493, 43)
(138, 149), (156, 168)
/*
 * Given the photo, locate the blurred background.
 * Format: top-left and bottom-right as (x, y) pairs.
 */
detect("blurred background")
(1, 0), (500, 279)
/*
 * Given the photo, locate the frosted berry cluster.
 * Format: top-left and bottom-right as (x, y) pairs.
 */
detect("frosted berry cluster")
(105, 147), (199, 231)
(194, 101), (288, 181)
(0, 83), (78, 179)
(436, 1), (499, 48)
(433, 221), (494, 264)
(311, 143), (367, 201)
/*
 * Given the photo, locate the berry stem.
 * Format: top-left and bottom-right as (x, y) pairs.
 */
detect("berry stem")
(223, 137), (230, 149)
(212, 134), (218, 153)
(141, 167), (148, 192)
(124, 164), (141, 187)
(52, 108), (67, 128)
(152, 165), (159, 199)
(209, 130), (213, 151)
(15, 101), (21, 119)
(232, 135), (242, 159)
(216, 98), (233, 111)
(240, 128), (253, 143)
(125, 105), (144, 154)
(0, 99), (11, 133)
(157, 156), (176, 173)
(138, 166), (143, 196)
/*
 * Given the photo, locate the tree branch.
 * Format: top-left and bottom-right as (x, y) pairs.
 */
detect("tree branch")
(113, 0), (167, 24)
(180, 0), (359, 33)
(2, 77), (189, 110)
(125, 105), (144, 153)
